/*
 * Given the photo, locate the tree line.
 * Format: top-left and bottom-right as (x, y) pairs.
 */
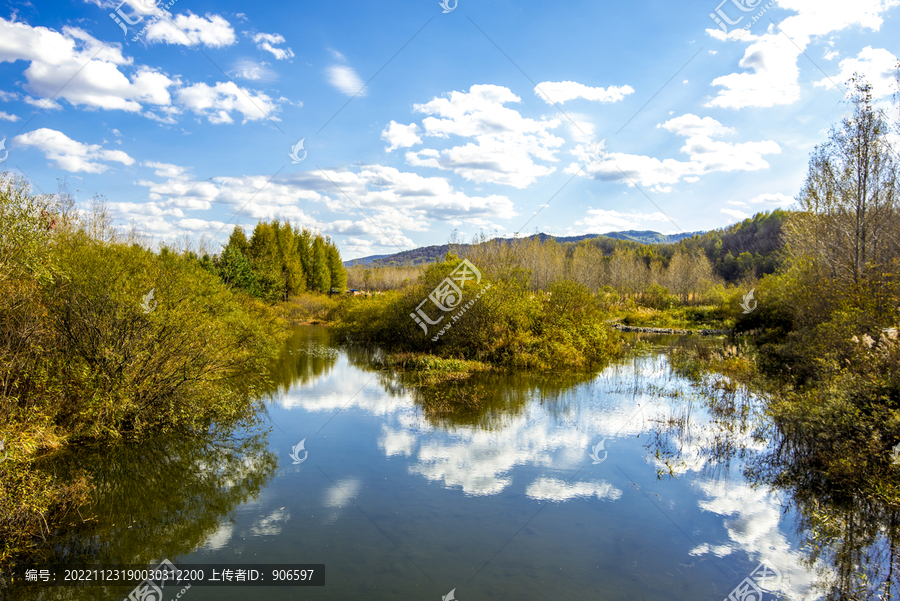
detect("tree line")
(211, 222), (347, 302)
(345, 209), (790, 302)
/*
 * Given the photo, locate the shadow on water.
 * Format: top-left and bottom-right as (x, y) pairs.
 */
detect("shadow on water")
(5, 432), (276, 601)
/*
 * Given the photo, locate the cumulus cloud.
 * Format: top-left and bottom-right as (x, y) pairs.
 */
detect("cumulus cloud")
(525, 477), (622, 502)
(573, 209), (669, 233)
(125, 163), (515, 247)
(748, 192), (794, 205)
(705, 0), (900, 109)
(0, 17), (175, 112)
(404, 85), (565, 188)
(381, 121), (421, 152)
(534, 81), (634, 105)
(252, 32), (294, 60)
(0, 111), (18, 122)
(0, 17), (281, 125)
(143, 160), (193, 180)
(15, 128), (134, 173)
(569, 114), (780, 188)
(145, 13), (237, 48)
(722, 207), (750, 220)
(659, 114), (735, 137)
(175, 81), (280, 124)
(814, 46), (899, 99)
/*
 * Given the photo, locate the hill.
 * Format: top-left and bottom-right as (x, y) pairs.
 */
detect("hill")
(344, 230), (704, 266)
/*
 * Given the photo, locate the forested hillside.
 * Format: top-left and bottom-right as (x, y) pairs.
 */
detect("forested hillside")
(683, 210), (788, 282)
(344, 230), (704, 267)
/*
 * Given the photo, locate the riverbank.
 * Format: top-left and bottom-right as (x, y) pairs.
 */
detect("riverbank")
(612, 323), (730, 336)
(0, 178), (291, 575)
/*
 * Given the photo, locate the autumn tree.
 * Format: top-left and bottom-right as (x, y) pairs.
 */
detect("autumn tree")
(788, 77), (900, 283)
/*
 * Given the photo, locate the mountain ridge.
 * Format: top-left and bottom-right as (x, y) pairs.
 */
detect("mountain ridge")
(344, 230), (705, 266)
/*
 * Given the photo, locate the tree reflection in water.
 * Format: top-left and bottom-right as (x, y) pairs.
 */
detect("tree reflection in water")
(630, 334), (900, 601)
(6, 432), (276, 601)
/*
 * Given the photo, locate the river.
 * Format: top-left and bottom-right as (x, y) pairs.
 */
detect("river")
(11, 325), (827, 600)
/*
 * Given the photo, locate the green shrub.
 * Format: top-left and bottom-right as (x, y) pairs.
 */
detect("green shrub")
(0, 176), (288, 570)
(333, 256), (622, 371)
(641, 283), (678, 310)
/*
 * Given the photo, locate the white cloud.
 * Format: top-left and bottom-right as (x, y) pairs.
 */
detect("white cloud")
(252, 32), (294, 60)
(404, 85), (565, 188)
(0, 17), (280, 125)
(128, 163), (515, 246)
(145, 13), (237, 48)
(321, 478), (360, 525)
(175, 81), (280, 124)
(379, 426), (417, 458)
(573, 209), (669, 232)
(382, 121), (421, 152)
(748, 192), (794, 205)
(705, 0), (900, 109)
(0, 17), (176, 112)
(15, 128), (135, 173)
(23, 96), (63, 110)
(0, 111), (18, 121)
(143, 160), (192, 180)
(722, 208), (750, 219)
(659, 113), (735, 137)
(533, 81), (634, 105)
(525, 477), (622, 502)
(232, 59), (276, 81)
(201, 520), (234, 551)
(814, 46), (898, 99)
(327, 65), (366, 97)
(570, 114), (780, 188)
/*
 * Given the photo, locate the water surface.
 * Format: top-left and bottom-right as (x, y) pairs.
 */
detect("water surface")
(15, 326), (823, 600)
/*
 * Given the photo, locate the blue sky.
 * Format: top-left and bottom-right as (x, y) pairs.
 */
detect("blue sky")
(1, 0), (898, 260)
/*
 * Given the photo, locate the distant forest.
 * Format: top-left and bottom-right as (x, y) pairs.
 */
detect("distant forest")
(346, 210), (787, 287)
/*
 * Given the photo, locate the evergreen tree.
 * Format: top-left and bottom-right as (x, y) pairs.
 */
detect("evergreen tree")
(308, 235), (331, 292)
(216, 244), (260, 296)
(325, 237), (347, 292)
(248, 222), (282, 301)
(227, 225), (250, 256)
(295, 227), (314, 288)
(276, 221), (305, 298)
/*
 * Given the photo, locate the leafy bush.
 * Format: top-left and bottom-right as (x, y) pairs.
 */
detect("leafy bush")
(0, 174), (287, 571)
(641, 283), (678, 310)
(282, 292), (342, 323)
(333, 255), (622, 371)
